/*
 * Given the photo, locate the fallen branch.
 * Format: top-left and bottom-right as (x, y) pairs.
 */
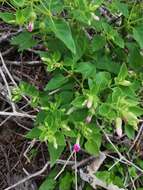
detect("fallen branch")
(0, 68), (16, 112)
(4, 161), (49, 190)
(0, 111), (36, 118)
(99, 125), (143, 173)
(79, 152), (125, 190)
(80, 170), (125, 190)
(0, 60), (42, 66)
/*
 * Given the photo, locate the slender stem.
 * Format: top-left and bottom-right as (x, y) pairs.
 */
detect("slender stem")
(54, 151), (74, 180)
(74, 152), (78, 190)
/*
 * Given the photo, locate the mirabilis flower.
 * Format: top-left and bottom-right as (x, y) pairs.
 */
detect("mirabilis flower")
(73, 144), (81, 153)
(27, 21), (34, 32)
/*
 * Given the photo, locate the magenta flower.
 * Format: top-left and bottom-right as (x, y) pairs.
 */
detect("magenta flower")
(73, 144), (81, 153)
(27, 21), (34, 32)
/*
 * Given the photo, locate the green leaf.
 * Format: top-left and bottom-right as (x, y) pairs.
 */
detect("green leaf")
(40, 0), (63, 14)
(55, 132), (66, 146)
(45, 74), (68, 91)
(59, 172), (73, 190)
(49, 19), (76, 54)
(128, 167), (137, 178)
(69, 109), (88, 122)
(113, 32), (124, 48)
(0, 12), (15, 23)
(86, 186), (93, 190)
(125, 125), (135, 139)
(123, 112), (138, 129)
(128, 44), (143, 71)
(19, 81), (39, 96)
(72, 10), (91, 25)
(48, 143), (65, 166)
(96, 171), (111, 184)
(10, 0), (25, 7)
(93, 72), (111, 93)
(36, 111), (49, 125)
(98, 103), (116, 120)
(11, 32), (38, 51)
(113, 1), (129, 17)
(117, 63), (128, 81)
(85, 139), (99, 155)
(91, 35), (106, 51)
(75, 62), (96, 78)
(74, 31), (88, 61)
(62, 128), (77, 138)
(133, 26), (143, 49)
(95, 55), (120, 74)
(16, 9), (26, 25)
(102, 23), (124, 48)
(39, 177), (56, 190)
(58, 91), (73, 105)
(26, 128), (42, 139)
(39, 179), (55, 190)
(39, 169), (57, 190)
(112, 87), (124, 102)
(72, 95), (86, 108)
(129, 106), (143, 116)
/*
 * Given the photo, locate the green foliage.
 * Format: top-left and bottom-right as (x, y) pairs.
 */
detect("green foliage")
(2, 0), (143, 189)
(39, 170), (57, 190)
(48, 18), (76, 54)
(59, 172), (73, 190)
(74, 62), (96, 78)
(45, 74), (68, 91)
(133, 25), (143, 49)
(11, 32), (38, 51)
(0, 12), (15, 23)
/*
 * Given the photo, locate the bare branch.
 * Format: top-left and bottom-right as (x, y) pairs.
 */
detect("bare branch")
(4, 162), (49, 190)
(0, 111), (36, 118)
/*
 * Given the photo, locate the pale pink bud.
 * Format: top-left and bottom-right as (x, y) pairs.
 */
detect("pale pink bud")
(116, 126), (122, 138)
(91, 13), (100, 21)
(27, 21), (34, 32)
(73, 144), (80, 153)
(85, 115), (92, 124)
(115, 118), (122, 138)
(86, 99), (92, 109)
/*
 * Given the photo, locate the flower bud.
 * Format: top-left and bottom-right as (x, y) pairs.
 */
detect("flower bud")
(39, 22), (46, 30)
(118, 80), (131, 86)
(91, 13), (100, 21)
(115, 117), (122, 138)
(30, 11), (37, 21)
(86, 99), (93, 109)
(85, 115), (92, 124)
(27, 21), (34, 32)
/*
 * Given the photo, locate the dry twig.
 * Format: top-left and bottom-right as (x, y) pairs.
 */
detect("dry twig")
(4, 162), (50, 190)
(80, 152), (125, 190)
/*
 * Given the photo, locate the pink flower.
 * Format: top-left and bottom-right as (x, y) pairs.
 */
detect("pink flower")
(115, 118), (122, 138)
(116, 126), (122, 138)
(27, 21), (34, 32)
(86, 99), (92, 109)
(73, 144), (80, 153)
(85, 115), (92, 124)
